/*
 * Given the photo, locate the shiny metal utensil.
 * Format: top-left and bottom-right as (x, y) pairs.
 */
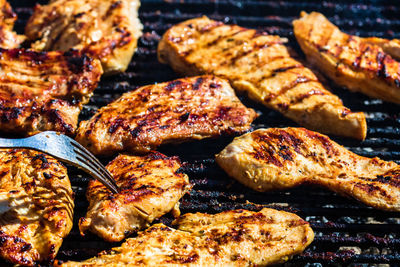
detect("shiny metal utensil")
(0, 131), (119, 194)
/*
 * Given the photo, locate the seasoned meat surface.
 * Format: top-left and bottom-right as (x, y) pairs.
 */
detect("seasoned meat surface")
(293, 11), (400, 104)
(158, 16), (367, 140)
(62, 208), (314, 266)
(25, 0), (142, 74)
(216, 127), (400, 211)
(76, 75), (257, 156)
(0, 149), (74, 266)
(363, 37), (400, 61)
(0, 49), (102, 136)
(79, 152), (191, 242)
(0, 0), (25, 48)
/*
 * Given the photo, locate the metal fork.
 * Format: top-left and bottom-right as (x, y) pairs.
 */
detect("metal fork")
(0, 131), (119, 194)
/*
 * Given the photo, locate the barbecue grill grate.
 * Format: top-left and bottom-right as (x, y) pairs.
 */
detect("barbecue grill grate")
(3, 0), (400, 266)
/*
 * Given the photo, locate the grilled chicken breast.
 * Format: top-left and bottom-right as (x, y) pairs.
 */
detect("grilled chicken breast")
(363, 37), (400, 60)
(293, 11), (400, 104)
(0, 149), (74, 266)
(216, 127), (400, 211)
(62, 208), (314, 266)
(76, 75), (257, 156)
(25, 0), (142, 74)
(0, 49), (102, 136)
(79, 152), (190, 242)
(158, 16), (367, 140)
(0, 0), (25, 48)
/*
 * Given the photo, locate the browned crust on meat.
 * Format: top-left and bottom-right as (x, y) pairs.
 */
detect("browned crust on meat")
(0, 49), (102, 136)
(216, 127), (400, 211)
(293, 11), (400, 104)
(78, 152), (191, 242)
(25, 0), (142, 74)
(158, 16), (367, 140)
(0, 0), (25, 49)
(60, 208), (314, 266)
(363, 37), (400, 61)
(76, 75), (257, 156)
(0, 149), (74, 266)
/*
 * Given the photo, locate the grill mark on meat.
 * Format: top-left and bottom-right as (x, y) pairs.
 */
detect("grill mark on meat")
(122, 185), (161, 203)
(352, 41), (366, 69)
(203, 28), (247, 48)
(65, 52), (93, 74)
(264, 74), (316, 102)
(357, 170), (400, 188)
(299, 12), (400, 98)
(76, 76), (256, 155)
(32, 154), (50, 169)
(159, 16), (367, 140)
(0, 48), (101, 136)
(222, 37), (283, 66)
(179, 112), (190, 122)
(103, 1), (122, 19)
(192, 77), (204, 90)
(2, 48), (48, 62)
(171, 252), (199, 264)
(46, 109), (74, 135)
(303, 129), (338, 156)
(216, 127), (400, 210)
(0, 149), (73, 265)
(376, 52), (388, 79)
(198, 20), (223, 33)
(271, 64), (303, 76)
(353, 182), (391, 199)
(79, 152), (190, 242)
(165, 80), (183, 91)
(250, 62), (306, 91)
(109, 118), (129, 134)
(251, 143), (283, 167)
(290, 89), (326, 105)
(1, 106), (21, 122)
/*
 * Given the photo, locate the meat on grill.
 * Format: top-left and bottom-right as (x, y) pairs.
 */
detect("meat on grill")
(79, 152), (190, 242)
(216, 127), (400, 211)
(0, 0), (25, 48)
(0, 49), (102, 136)
(158, 16), (367, 140)
(363, 37), (400, 60)
(76, 75), (257, 156)
(293, 11), (400, 104)
(0, 149), (74, 266)
(61, 208), (314, 266)
(25, 0), (142, 74)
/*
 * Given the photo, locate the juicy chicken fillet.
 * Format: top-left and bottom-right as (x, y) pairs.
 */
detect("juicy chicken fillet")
(76, 75), (257, 156)
(0, 0), (25, 48)
(363, 37), (400, 61)
(158, 16), (367, 140)
(216, 127), (400, 211)
(79, 152), (191, 242)
(0, 49), (102, 136)
(0, 149), (74, 266)
(62, 208), (314, 266)
(293, 11), (400, 104)
(25, 0), (142, 74)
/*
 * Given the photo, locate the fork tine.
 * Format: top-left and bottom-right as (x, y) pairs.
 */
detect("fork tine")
(68, 139), (119, 193)
(73, 148), (119, 190)
(75, 154), (119, 194)
(70, 144), (119, 190)
(69, 139), (118, 177)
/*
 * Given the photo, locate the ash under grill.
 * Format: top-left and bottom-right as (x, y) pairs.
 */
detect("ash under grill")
(4, 0), (400, 266)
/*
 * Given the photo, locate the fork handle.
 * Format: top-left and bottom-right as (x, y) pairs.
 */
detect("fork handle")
(0, 137), (35, 149)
